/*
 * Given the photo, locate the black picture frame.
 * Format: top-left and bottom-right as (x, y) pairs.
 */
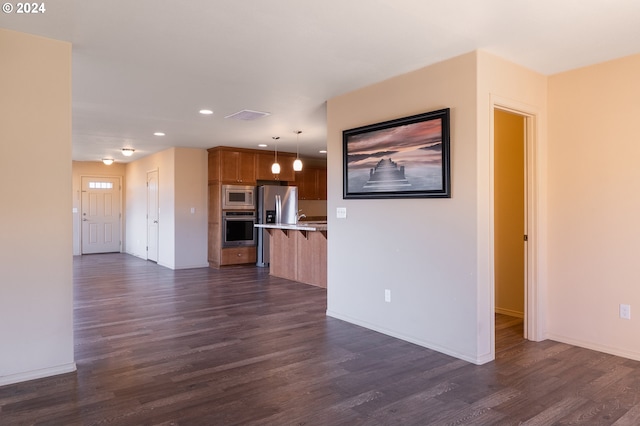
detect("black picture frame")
(343, 108), (451, 199)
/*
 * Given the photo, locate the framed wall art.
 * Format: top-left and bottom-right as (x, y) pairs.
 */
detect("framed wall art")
(343, 108), (451, 199)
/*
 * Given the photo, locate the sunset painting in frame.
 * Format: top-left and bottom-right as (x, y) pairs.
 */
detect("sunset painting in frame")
(343, 108), (450, 199)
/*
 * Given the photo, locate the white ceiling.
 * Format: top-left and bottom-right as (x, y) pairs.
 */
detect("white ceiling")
(3, 0), (640, 163)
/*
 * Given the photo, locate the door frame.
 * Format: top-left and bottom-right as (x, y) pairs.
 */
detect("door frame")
(80, 175), (123, 254)
(490, 95), (543, 344)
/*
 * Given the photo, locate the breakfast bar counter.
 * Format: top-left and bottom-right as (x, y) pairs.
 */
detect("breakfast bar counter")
(255, 223), (327, 288)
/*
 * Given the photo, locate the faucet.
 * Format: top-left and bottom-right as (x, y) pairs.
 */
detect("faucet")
(297, 210), (306, 223)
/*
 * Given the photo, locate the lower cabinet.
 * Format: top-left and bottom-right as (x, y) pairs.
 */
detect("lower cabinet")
(220, 247), (257, 266)
(268, 229), (327, 288)
(295, 231), (327, 287)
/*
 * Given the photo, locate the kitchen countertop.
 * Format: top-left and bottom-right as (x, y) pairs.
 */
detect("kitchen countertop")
(255, 222), (327, 232)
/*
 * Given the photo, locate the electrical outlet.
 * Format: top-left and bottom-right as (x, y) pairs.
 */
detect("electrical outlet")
(620, 304), (631, 320)
(384, 289), (391, 303)
(336, 207), (347, 219)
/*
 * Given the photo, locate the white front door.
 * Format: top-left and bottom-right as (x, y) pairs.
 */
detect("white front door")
(81, 176), (121, 254)
(147, 170), (159, 262)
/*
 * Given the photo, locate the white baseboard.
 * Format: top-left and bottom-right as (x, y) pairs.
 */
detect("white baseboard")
(326, 310), (493, 365)
(174, 263), (210, 270)
(0, 362), (77, 387)
(546, 333), (640, 362)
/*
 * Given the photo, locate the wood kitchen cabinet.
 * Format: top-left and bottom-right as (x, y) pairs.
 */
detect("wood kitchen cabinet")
(267, 228), (327, 288)
(207, 184), (222, 267)
(220, 246), (257, 265)
(219, 150), (255, 183)
(255, 152), (278, 181)
(297, 166), (327, 200)
(255, 151), (296, 182)
(208, 147), (256, 184)
(277, 155), (297, 182)
(207, 146), (299, 268)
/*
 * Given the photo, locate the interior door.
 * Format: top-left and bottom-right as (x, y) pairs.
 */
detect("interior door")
(81, 176), (121, 254)
(147, 170), (159, 262)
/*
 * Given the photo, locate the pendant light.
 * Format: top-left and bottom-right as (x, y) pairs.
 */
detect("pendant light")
(293, 131), (303, 171)
(271, 136), (281, 174)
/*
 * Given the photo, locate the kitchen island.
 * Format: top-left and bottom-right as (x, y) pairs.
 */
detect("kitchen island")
(254, 222), (327, 288)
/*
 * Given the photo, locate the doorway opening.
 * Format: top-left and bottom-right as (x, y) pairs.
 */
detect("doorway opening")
(492, 101), (540, 354)
(494, 109), (526, 351)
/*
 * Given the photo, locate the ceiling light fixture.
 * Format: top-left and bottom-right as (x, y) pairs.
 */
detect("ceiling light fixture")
(319, 150), (327, 154)
(258, 143), (267, 148)
(293, 130), (303, 172)
(199, 109), (213, 115)
(271, 137), (280, 175)
(153, 132), (165, 136)
(102, 158), (114, 166)
(122, 148), (135, 157)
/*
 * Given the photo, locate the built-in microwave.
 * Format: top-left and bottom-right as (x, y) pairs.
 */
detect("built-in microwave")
(222, 185), (255, 210)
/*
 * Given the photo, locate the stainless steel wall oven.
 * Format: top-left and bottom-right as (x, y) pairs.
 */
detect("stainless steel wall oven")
(222, 210), (257, 247)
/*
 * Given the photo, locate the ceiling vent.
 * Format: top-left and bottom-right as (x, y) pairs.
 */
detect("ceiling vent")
(224, 109), (271, 121)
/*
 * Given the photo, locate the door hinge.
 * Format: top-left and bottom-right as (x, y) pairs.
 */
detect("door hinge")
(146, 246), (148, 251)
(524, 234), (528, 242)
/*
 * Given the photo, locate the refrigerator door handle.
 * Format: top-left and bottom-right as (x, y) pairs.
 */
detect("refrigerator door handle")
(275, 195), (282, 224)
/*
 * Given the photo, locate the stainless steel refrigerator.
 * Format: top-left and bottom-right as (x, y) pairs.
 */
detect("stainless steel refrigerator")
(256, 185), (298, 267)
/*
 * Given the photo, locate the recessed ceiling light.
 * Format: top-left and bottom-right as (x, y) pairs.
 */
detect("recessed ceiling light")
(153, 132), (165, 136)
(319, 150), (327, 154)
(199, 109), (213, 115)
(258, 144), (268, 148)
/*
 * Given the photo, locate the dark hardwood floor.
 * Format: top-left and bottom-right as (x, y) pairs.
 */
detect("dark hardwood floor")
(1, 253), (640, 425)
(495, 313), (525, 354)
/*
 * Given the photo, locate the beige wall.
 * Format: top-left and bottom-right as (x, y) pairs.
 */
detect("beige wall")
(547, 53), (640, 359)
(126, 149), (175, 266)
(125, 147), (208, 269)
(494, 110), (525, 317)
(477, 51), (549, 351)
(0, 29), (75, 384)
(72, 161), (127, 255)
(327, 52), (482, 363)
(174, 148), (209, 269)
(327, 51), (549, 364)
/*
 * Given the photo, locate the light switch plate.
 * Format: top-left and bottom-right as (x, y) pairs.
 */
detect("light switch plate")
(336, 207), (347, 219)
(620, 304), (631, 320)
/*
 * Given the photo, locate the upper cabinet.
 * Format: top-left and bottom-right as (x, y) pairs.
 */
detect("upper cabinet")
(209, 146), (297, 184)
(208, 148), (252, 183)
(255, 151), (296, 182)
(297, 165), (327, 200)
(219, 150), (255, 184)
